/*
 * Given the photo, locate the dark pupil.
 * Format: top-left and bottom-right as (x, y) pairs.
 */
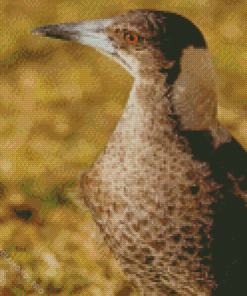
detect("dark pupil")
(128, 33), (135, 41)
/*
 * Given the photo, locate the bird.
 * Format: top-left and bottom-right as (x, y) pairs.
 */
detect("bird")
(31, 10), (247, 295)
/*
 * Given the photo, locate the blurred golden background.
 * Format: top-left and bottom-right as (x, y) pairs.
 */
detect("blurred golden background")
(0, 0), (246, 295)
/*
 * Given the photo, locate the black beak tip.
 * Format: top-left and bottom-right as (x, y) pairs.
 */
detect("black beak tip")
(30, 25), (68, 41)
(30, 25), (74, 42)
(30, 26), (46, 35)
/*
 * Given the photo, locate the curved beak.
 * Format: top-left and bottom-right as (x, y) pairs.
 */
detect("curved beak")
(31, 18), (117, 54)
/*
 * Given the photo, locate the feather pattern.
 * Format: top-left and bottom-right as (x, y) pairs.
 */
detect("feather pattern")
(31, 10), (247, 295)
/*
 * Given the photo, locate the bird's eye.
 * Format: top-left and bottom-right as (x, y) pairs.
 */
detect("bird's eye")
(124, 32), (139, 45)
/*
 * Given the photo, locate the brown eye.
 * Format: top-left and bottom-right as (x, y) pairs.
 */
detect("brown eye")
(124, 32), (139, 45)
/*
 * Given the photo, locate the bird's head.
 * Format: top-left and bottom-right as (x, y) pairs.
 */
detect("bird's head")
(31, 10), (207, 81)
(32, 10), (223, 133)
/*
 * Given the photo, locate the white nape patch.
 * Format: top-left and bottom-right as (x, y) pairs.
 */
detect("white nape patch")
(211, 125), (232, 148)
(173, 47), (219, 131)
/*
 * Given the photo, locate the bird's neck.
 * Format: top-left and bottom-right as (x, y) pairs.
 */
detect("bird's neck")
(109, 73), (232, 163)
(119, 75), (176, 144)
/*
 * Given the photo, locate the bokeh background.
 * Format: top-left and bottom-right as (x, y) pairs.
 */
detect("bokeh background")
(0, 0), (246, 295)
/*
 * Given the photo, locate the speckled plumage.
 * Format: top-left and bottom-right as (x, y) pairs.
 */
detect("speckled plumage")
(77, 12), (247, 295)
(32, 10), (247, 295)
(79, 74), (218, 295)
